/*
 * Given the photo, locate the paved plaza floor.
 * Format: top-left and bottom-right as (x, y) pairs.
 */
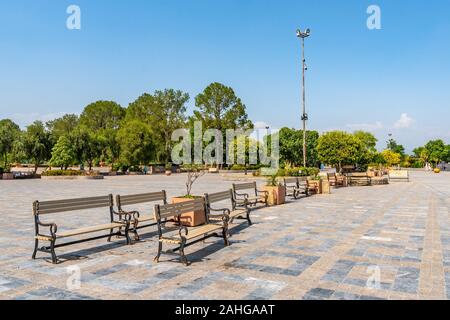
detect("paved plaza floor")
(0, 171), (449, 300)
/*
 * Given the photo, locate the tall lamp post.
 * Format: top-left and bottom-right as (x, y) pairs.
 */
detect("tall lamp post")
(296, 28), (310, 167)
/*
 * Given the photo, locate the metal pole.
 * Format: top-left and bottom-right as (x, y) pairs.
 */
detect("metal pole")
(302, 37), (307, 168)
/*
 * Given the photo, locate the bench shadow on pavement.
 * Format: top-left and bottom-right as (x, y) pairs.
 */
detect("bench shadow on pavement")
(36, 223), (252, 265)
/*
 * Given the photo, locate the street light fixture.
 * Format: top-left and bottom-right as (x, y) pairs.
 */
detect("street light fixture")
(296, 28), (310, 168)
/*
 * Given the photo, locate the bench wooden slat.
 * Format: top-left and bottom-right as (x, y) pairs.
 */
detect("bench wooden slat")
(156, 199), (205, 220)
(233, 182), (256, 191)
(207, 190), (232, 203)
(56, 222), (125, 238)
(36, 195), (111, 208)
(36, 201), (113, 215)
(35, 196), (112, 214)
(284, 177), (298, 184)
(118, 192), (166, 206)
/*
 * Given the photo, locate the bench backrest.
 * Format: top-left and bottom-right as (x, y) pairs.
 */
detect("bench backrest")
(327, 173), (337, 180)
(154, 198), (206, 222)
(33, 195), (114, 216)
(232, 182), (257, 193)
(283, 177), (299, 186)
(389, 170), (409, 179)
(116, 191), (167, 211)
(204, 190), (235, 211)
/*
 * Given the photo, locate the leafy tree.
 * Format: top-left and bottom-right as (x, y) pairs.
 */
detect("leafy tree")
(126, 89), (189, 162)
(353, 131), (378, 169)
(46, 114), (79, 144)
(317, 131), (365, 171)
(354, 131), (377, 152)
(0, 119), (21, 168)
(79, 101), (125, 164)
(22, 121), (52, 173)
(424, 139), (448, 165)
(79, 101), (124, 131)
(381, 150), (401, 166)
(116, 120), (155, 167)
(49, 135), (75, 170)
(278, 128), (319, 167)
(387, 139), (405, 156)
(71, 126), (103, 171)
(192, 82), (253, 131)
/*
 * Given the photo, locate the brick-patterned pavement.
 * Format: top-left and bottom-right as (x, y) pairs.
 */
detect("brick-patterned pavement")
(0, 171), (449, 300)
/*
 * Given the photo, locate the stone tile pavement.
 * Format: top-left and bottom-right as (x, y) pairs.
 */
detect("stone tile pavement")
(0, 171), (449, 300)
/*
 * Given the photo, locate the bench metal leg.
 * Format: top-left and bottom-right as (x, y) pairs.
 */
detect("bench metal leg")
(179, 241), (188, 266)
(154, 242), (162, 263)
(50, 239), (58, 264)
(246, 210), (252, 226)
(32, 239), (39, 259)
(223, 228), (229, 246)
(107, 228), (115, 242)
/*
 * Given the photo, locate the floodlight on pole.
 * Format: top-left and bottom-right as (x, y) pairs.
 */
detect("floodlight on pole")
(296, 28), (310, 167)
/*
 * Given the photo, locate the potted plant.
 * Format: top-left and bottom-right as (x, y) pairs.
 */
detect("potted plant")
(171, 165), (206, 227)
(165, 163), (172, 176)
(263, 175), (286, 206)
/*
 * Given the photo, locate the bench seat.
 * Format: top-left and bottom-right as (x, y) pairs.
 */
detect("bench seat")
(35, 222), (126, 241)
(136, 215), (154, 223)
(163, 223), (224, 243)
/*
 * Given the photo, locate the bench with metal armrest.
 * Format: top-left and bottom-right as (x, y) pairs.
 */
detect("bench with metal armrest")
(327, 172), (346, 187)
(116, 191), (167, 241)
(32, 194), (133, 264)
(153, 198), (229, 266)
(232, 182), (268, 208)
(283, 177), (309, 199)
(205, 189), (251, 226)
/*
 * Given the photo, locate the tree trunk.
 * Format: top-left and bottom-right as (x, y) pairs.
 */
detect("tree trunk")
(34, 163), (38, 175)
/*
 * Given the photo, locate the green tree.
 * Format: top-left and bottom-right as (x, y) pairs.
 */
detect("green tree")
(126, 89), (189, 162)
(353, 131), (378, 169)
(46, 114), (79, 144)
(22, 121), (52, 173)
(381, 150), (401, 166)
(192, 82), (253, 131)
(424, 139), (447, 165)
(79, 101), (125, 164)
(116, 120), (155, 167)
(278, 128), (319, 167)
(317, 131), (365, 171)
(71, 126), (103, 171)
(0, 119), (21, 168)
(49, 135), (75, 170)
(387, 139), (405, 156)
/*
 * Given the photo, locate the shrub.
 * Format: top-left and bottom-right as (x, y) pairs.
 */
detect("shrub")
(41, 170), (83, 176)
(0, 167), (3, 175)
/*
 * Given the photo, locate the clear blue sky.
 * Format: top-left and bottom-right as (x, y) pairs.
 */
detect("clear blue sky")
(1, 0), (449, 152)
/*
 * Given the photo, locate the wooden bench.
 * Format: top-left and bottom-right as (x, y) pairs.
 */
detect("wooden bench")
(327, 172), (345, 187)
(205, 189), (251, 225)
(388, 170), (409, 182)
(346, 173), (372, 186)
(283, 177), (308, 199)
(232, 182), (268, 208)
(32, 195), (131, 264)
(153, 198), (229, 266)
(116, 191), (167, 241)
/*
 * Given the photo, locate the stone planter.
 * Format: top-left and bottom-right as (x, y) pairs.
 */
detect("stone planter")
(165, 170), (172, 176)
(171, 197), (206, 227)
(263, 185), (286, 206)
(321, 179), (331, 194)
(2, 173), (14, 180)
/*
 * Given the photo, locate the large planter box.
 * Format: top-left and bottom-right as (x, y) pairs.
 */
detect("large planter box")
(263, 185), (286, 206)
(2, 173), (14, 180)
(321, 180), (331, 194)
(171, 197), (206, 227)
